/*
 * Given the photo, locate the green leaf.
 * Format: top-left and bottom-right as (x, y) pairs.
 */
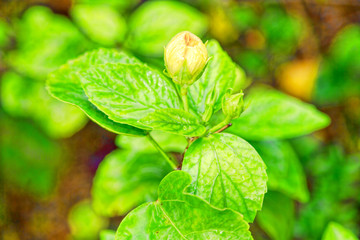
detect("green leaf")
(251, 140), (309, 202)
(68, 200), (108, 240)
(188, 40), (248, 118)
(322, 222), (358, 240)
(139, 108), (206, 137)
(100, 230), (116, 240)
(79, 63), (181, 129)
(228, 86), (331, 140)
(47, 48), (147, 136)
(0, 113), (63, 198)
(7, 6), (94, 80)
(256, 191), (295, 240)
(92, 150), (172, 217)
(126, 1), (207, 57)
(2, 71), (87, 138)
(73, 0), (140, 12)
(71, 4), (127, 46)
(115, 131), (188, 154)
(115, 171), (253, 240)
(182, 133), (267, 222)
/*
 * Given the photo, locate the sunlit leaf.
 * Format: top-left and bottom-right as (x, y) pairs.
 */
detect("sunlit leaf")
(47, 48), (147, 136)
(115, 171), (253, 239)
(139, 108), (206, 136)
(182, 133), (267, 222)
(79, 63), (180, 129)
(228, 85), (330, 140)
(92, 150), (172, 216)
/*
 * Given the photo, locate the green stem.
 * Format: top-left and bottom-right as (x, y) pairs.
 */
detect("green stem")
(208, 115), (232, 134)
(147, 134), (178, 169)
(181, 86), (189, 112)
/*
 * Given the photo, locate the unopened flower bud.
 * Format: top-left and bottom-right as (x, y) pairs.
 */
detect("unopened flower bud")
(222, 89), (244, 119)
(164, 31), (208, 86)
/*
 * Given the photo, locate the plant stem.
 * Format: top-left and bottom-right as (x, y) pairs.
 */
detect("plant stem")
(147, 134), (178, 169)
(208, 115), (232, 134)
(181, 86), (189, 112)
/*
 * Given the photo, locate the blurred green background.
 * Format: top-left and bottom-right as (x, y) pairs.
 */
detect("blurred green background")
(0, 0), (359, 239)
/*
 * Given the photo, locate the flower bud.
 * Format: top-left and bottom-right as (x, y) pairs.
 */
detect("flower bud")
(164, 31), (208, 86)
(222, 89), (244, 119)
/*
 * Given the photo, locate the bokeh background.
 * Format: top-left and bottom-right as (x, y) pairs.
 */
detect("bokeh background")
(0, 0), (359, 239)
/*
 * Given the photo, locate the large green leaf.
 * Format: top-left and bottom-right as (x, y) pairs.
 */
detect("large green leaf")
(139, 108), (206, 137)
(251, 140), (309, 202)
(228, 86), (330, 140)
(115, 131), (187, 154)
(7, 6), (94, 80)
(2, 71), (87, 138)
(47, 48), (147, 136)
(126, 1), (207, 57)
(79, 63), (181, 129)
(256, 191), (295, 240)
(188, 40), (248, 119)
(92, 150), (172, 217)
(182, 133), (267, 222)
(71, 4), (127, 46)
(115, 171), (253, 240)
(322, 222), (358, 240)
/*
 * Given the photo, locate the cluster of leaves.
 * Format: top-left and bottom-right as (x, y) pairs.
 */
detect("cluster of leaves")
(47, 33), (330, 238)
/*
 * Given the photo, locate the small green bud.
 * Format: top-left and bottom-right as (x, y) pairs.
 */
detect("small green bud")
(164, 31), (208, 86)
(222, 89), (244, 119)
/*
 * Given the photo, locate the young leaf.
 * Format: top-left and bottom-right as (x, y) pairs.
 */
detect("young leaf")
(251, 140), (309, 202)
(188, 40), (248, 118)
(100, 230), (116, 240)
(228, 86), (331, 140)
(115, 171), (253, 240)
(139, 108), (206, 137)
(47, 48), (147, 136)
(256, 191), (295, 240)
(92, 150), (172, 217)
(126, 1), (207, 57)
(322, 222), (358, 240)
(79, 63), (181, 129)
(182, 133), (267, 222)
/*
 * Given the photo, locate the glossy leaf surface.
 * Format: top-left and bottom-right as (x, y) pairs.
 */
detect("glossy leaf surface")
(47, 48), (147, 136)
(228, 86), (331, 140)
(79, 63), (180, 129)
(92, 150), (172, 217)
(182, 133), (267, 222)
(115, 171), (253, 240)
(140, 108), (206, 136)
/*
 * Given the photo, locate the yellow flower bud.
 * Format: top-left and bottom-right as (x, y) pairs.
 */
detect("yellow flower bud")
(164, 31), (208, 86)
(222, 89), (244, 119)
